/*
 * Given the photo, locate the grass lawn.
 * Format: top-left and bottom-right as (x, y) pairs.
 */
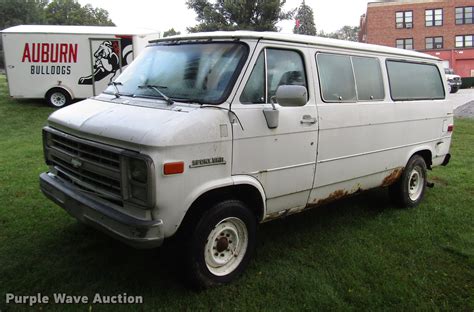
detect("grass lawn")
(0, 74), (472, 311)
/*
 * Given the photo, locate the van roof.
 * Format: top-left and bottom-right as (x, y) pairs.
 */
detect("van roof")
(1, 25), (158, 36)
(154, 31), (439, 61)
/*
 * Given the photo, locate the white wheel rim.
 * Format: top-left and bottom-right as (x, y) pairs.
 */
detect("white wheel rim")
(408, 166), (424, 201)
(204, 217), (248, 276)
(50, 92), (67, 107)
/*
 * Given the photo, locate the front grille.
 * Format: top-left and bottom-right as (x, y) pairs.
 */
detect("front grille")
(45, 129), (123, 204)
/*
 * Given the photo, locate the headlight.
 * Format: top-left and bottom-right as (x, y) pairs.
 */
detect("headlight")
(42, 129), (52, 165)
(130, 158), (148, 183)
(123, 154), (154, 208)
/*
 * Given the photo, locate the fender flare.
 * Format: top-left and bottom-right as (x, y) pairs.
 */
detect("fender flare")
(176, 174), (267, 230)
(46, 84), (74, 100)
(405, 145), (434, 167)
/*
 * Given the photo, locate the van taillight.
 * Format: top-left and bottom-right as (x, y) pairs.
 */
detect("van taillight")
(447, 125), (454, 132)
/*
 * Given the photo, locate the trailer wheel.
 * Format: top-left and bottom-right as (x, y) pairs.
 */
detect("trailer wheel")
(46, 88), (71, 108)
(184, 200), (257, 289)
(389, 155), (427, 208)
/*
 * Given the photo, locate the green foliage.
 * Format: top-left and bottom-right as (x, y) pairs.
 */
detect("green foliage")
(45, 0), (114, 26)
(293, 0), (316, 36)
(319, 25), (360, 42)
(0, 0), (48, 30)
(0, 73), (473, 310)
(186, 0), (295, 32)
(163, 28), (181, 37)
(0, 0), (114, 30)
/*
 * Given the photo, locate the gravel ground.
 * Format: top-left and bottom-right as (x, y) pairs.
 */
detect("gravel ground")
(454, 100), (474, 118)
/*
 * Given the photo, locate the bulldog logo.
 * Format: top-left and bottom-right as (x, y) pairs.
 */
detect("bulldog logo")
(78, 38), (132, 85)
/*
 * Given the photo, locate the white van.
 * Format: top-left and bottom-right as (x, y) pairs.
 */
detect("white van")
(39, 31), (453, 288)
(2, 25), (159, 107)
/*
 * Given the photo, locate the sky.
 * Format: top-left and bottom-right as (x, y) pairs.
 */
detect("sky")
(77, 0), (371, 35)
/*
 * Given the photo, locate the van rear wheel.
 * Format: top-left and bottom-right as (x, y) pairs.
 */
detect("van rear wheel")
(389, 155), (427, 208)
(184, 200), (257, 289)
(46, 88), (71, 108)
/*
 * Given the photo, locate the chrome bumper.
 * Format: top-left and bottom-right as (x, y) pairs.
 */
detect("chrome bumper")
(40, 172), (164, 249)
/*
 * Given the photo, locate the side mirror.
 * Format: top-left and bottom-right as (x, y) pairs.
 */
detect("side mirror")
(263, 107), (279, 129)
(276, 85), (308, 107)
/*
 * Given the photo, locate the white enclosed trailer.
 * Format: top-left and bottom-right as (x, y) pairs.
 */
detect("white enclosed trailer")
(1, 25), (159, 107)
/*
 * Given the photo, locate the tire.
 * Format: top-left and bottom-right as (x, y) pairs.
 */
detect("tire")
(46, 88), (71, 108)
(450, 86), (459, 94)
(389, 155), (427, 208)
(184, 200), (257, 289)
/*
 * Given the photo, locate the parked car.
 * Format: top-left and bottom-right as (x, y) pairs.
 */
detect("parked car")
(39, 31), (453, 288)
(444, 68), (462, 93)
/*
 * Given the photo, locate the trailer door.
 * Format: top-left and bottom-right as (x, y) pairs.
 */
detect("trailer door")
(87, 38), (123, 96)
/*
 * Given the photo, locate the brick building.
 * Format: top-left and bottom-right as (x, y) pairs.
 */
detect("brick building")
(359, 0), (474, 86)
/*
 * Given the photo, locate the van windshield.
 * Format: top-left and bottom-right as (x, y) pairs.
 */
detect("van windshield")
(104, 42), (248, 104)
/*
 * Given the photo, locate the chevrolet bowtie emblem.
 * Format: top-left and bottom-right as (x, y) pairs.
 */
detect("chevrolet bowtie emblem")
(71, 158), (82, 168)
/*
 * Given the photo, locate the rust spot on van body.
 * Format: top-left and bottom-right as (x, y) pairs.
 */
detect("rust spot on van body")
(314, 189), (349, 206)
(381, 167), (404, 187)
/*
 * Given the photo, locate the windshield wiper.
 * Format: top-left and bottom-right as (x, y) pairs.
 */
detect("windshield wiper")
(175, 98), (205, 105)
(137, 85), (174, 105)
(108, 81), (122, 98)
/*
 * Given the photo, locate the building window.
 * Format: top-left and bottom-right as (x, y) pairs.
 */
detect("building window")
(426, 37), (443, 49)
(456, 7), (473, 25)
(455, 35), (473, 48)
(396, 11), (413, 29)
(425, 9), (443, 26)
(396, 38), (413, 50)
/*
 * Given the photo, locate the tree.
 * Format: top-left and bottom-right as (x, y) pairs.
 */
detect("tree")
(0, 0), (48, 30)
(186, 0), (295, 32)
(0, 0), (114, 29)
(163, 28), (181, 37)
(293, 0), (315, 36)
(45, 0), (114, 26)
(81, 4), (115, 26)
(318, 26), (360, 42)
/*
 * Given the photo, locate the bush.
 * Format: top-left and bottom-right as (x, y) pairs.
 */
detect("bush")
(461, 77), (473, 89)
(0, 50), (4, 70)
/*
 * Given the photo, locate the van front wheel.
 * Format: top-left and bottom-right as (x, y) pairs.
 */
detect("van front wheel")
(46, 88), (71, 108)
(185, 200), (257, 289)
(389, 155), (427, 208)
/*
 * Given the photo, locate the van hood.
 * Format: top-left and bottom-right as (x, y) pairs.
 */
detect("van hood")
(47, 97), (230, 148)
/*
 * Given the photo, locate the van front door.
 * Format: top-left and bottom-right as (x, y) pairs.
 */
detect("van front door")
(231, 45), (318, 217)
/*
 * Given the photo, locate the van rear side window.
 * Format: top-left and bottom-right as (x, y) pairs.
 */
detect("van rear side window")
(352, 56), (385, 101)
(316, 53), (384, 102)
(386, 60), (445, 100)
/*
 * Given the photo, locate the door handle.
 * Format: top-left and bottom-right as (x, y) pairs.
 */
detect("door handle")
(300, 115), (317, 124)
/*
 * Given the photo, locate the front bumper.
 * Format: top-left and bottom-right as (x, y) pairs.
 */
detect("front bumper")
(40, 172), (164, 249)
(448, 80), (462, 87)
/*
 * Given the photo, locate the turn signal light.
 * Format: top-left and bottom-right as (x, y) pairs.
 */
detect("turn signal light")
(163, 162), (184, 175)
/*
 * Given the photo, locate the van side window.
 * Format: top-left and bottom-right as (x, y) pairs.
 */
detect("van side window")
(267, 49), (307, 100)
(317, 54), (357, 102)
(240, 49), (307, 104)
(386, 60), (445, 100)
(240, 52), (265, 104)
(352, 56), (385, 101)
